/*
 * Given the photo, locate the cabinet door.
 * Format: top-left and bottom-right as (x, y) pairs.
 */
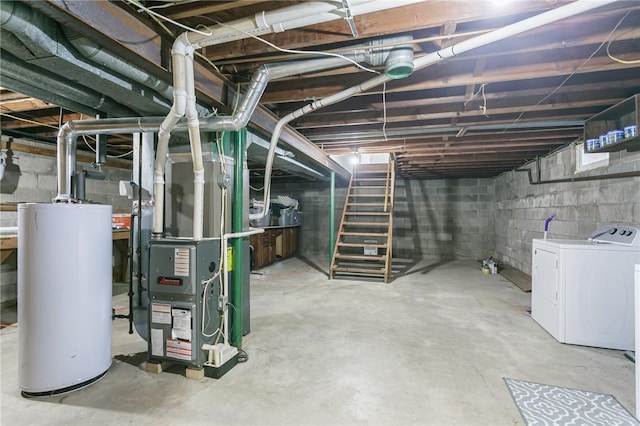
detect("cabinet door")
(281, 228), (291, 258)
(289, 228), (297, 256)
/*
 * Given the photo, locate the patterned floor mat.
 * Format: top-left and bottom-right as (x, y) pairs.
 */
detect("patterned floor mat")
(504, 378), (638, 425)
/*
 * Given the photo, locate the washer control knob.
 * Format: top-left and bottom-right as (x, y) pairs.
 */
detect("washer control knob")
(610, 228), (618, 235)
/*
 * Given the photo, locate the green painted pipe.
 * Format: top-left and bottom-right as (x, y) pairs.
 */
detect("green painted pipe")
(329, 171), (335, 263)
(231, 128), (246, 348)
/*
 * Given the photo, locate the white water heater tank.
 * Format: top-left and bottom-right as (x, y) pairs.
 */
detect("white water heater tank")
(18, 203), (112, 396)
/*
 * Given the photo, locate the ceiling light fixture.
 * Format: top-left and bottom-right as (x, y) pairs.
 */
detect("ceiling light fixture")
(350, 148), (360, 165)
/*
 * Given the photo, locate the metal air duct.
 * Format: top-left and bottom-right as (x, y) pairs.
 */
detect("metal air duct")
(0, 1), (171, 115)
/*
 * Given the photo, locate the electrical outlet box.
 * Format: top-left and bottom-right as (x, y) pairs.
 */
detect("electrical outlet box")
(217, 295), (228, 312)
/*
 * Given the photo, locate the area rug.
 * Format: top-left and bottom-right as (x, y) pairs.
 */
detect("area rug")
(504, 378), (638, 425)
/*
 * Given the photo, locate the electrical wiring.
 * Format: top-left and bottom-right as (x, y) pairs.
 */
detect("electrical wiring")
(213, 29), (492, 67)
(79, 115), (133, 158)
(127, 0), (213, 36)
(464, 83), (489, 116)
(249, 185), (264, 192)
(223, 302), (248, 362)
(502, 11), (632, 133)
(144, 0), (200, 10)
(126, 2), (222, 75)
(0, 112), (59, 129)
(83, 135), (97, 152)
(606, 36), (640, 65)
(109, 150), (135, 158)
(194, 52), (222, 75)
(605, 12), (639, 65)
(198, 16), (380, 75)
(201, 269), (222, 337)
(237, 349), (249, 363)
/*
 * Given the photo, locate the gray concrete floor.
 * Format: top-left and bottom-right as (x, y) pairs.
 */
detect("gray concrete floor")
(1, 258), (635, 425)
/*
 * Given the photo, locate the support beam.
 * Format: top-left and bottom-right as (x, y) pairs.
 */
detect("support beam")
(231, 129), (246, 348)
(330, 172), (336, 264)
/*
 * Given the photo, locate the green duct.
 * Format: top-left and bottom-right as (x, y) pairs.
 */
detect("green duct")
(330, 171), (335, 263)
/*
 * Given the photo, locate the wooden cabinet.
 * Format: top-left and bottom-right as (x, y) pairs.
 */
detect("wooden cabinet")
(250, 226), (298, 270)
(282, 227), (297, 258)
(251, 230), (275, 269)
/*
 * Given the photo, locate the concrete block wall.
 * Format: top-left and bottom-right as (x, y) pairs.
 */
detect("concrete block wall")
(268, 176), (496, 262)
(393, 178), (495, 260)
(494, 146), (640, 275)
(0, 137), (133, 305)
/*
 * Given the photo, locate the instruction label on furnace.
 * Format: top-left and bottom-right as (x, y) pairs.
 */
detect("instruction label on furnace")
(151, 303), (171, 325)
(171, 308), (192, 341)
(174, 248), (190, 277)
(166, 339), (192, 361)
(151, 328), (164, 357)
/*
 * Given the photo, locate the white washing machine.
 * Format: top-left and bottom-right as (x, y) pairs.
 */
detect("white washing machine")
(531, 225), (640, 351)
(635, 263), (640, 418)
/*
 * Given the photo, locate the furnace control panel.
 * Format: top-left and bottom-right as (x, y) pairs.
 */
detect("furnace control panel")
(588, 225), (640, 247)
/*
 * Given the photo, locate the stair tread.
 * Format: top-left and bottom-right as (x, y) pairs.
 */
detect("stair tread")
(338, 242), (388, 248)
(352, 185), (388, 189)
(345, 212), (389, 216)
(349, 194), (387, 197)
(354, 178), (388, 181)
(340, 231), (388, 237)
(347, 202), (385, 206)
(343, 222), (389, 226)
(336, 254), (386, 261)
(355, 169), (388, 174)
(331, 267), (386, 274)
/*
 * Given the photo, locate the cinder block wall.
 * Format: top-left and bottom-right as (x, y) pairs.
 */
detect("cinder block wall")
(393, 178), (495, 260)
(494, 146), (640, 275)
(269, 177), (496, 261)
(0, 138), (132, 305)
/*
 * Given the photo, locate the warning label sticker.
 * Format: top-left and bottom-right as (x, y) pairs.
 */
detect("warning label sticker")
(174, 248), (190, 277)
(151, 328), (164, 357)
(151, 303), (171, 325)
(226, 247), (234, 272)
(166, 339), (192, 361)
(171, 308), (192, 341)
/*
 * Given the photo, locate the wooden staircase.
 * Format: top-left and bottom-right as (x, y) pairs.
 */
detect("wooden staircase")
(330, 158), (396, 283)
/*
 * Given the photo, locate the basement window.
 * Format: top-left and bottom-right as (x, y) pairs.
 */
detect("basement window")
(575, 143), (609, 173)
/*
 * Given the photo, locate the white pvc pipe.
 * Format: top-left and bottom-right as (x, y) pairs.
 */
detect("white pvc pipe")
(0, 226), (18, 235)
(414, 0), (619, 69)
(249, 0), (619, 221)
(186, 0), (425, 48)
(184, 48), (205, 241)
(152, 43), (188, 235)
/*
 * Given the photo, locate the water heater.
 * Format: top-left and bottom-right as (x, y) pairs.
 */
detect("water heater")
(18, 203), (112, 396)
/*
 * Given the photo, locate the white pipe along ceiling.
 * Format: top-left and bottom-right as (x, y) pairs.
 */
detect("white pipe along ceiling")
(47, 0), (619, 240)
